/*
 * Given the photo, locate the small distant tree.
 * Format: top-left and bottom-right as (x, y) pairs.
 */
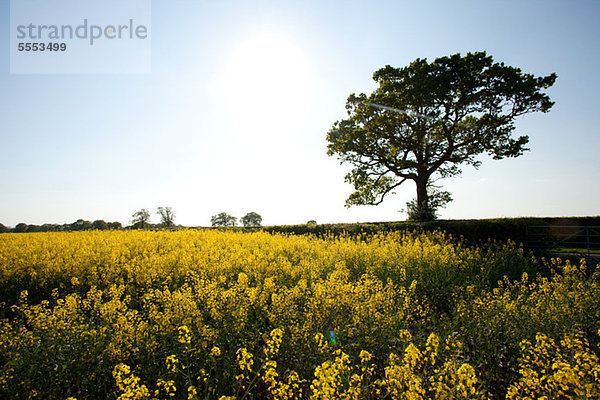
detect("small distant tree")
(70, 219), (92, 231)
(26, 225), (41, 233)
(241, 212), (262, 227)
(211, 212), (237, 227)
(13, 223), (28, 233)
(92, 220), (108, 230)
(41, 224), (59, 232)
(157, 207), (176, 228)
(131, 209), (151, 229)
(108, 221), (122, 230)
(306, 220), (317, 225)
(0, 223), (8, 233)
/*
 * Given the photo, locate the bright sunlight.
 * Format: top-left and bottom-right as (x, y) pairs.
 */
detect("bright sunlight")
(210, 31), (317, 133)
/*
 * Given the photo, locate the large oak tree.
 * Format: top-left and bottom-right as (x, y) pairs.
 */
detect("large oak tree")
(327, 52), (556, 220)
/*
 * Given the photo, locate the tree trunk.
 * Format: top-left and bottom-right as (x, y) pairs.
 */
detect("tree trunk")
(416, 178), (428, 208)
(415, 177), (431, 220)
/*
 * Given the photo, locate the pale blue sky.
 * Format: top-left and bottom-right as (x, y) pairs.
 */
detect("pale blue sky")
(1, 0), (599, 227)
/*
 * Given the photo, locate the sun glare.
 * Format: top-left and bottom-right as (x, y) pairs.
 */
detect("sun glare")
(211, 31), (316, 133)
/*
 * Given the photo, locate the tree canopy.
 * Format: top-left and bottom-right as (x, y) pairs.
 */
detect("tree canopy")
(131, 209), (151, 229)
(211, 212), (237, 227)
(92, 220), (108, 230)
(241, 212), (262, 227)
(157, 206), (176, 228)
(327, 51), (556, 220)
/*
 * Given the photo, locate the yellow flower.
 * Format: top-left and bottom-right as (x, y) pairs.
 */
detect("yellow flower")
(178, 325), (191, 345)
(210, 346), (221, 357)
(166, 355), (180, 373)
(187, 385), (197, 400)
(359, 350), (372, 364)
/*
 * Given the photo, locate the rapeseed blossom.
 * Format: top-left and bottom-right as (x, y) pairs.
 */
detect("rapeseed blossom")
(0, 229), (597, 398)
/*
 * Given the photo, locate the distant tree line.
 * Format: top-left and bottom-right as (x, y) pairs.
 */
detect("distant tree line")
(1, 208), (269, 233)
(0, 219), (123, 233)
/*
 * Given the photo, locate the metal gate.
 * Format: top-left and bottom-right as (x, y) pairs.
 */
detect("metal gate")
(526, 225), (600, 257)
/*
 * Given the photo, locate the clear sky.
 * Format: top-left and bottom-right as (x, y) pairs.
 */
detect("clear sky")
(1, 0), (599, 227)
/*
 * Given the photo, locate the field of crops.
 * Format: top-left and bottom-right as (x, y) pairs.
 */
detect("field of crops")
(0, 229), (598, 399)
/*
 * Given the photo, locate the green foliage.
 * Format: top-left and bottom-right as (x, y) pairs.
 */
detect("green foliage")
(327, 51), (556, 220)
(108, 221), (122, 230)
(131, 209), (151, 229)
(405, 184), (453, 221)
(454, 260), (600, 395)
(69, 219), (92, 231)
(0, 230), (597, 399)
(4, 221), (124, 233)
(157, 206), (176, 228)
(240, 212), (262, 227)
(211, 212), (237, 227)
(92, 220), (108, 230)
(13, 223), (28, 233)
(262, 217), (600, 248)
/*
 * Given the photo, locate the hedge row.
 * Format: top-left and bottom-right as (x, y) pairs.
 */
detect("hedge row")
(257, 217), (600, 249)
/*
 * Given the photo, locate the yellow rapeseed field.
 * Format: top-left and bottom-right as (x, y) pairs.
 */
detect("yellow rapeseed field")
(0, 229), (598, 399)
